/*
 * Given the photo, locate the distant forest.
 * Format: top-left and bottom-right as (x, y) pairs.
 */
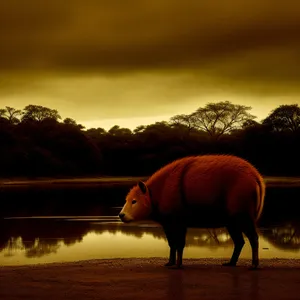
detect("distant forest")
(0, 101), (300, 178)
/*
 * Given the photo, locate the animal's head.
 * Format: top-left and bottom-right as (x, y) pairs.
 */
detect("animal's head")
(119, 181), (152, 223)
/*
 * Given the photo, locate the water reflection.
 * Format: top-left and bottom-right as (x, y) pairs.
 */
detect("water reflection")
(0, 218), (92, 257)
(263, 223), (300, 251)
(0, 217), (299, 266)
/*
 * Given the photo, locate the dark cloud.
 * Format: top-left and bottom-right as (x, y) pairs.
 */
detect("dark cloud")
(0, 1), (300, 78)
(0, 0), (299, 128)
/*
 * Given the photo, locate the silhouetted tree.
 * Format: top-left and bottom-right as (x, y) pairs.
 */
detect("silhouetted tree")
(242, 119), (261, 129)
(63, 117), (85, 130)
(135, 122), (180, 146)
(4, 106), (22, 124)
(262, 104), (300, 132)
(0, 111), (10, 125)
(169, 114), (195, 135)
(0, 108), (7, 118)
(86, 127), (106, 136)
(21, 105), (61, 122)
(188, 101), (256, 139)
(133, 125), (146, 134)
(108, 125), (132, 136)
(63, 117), (76, 125)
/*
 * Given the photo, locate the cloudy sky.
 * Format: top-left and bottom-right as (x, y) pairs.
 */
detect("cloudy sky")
(0, 0), (299, 130)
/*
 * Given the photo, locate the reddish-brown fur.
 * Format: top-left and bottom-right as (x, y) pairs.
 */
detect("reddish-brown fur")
(120, 154), (266, 269)
(145, 155), (264, 220)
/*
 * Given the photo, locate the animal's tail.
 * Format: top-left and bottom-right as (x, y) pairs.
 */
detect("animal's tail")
(255, 176), (266, 222)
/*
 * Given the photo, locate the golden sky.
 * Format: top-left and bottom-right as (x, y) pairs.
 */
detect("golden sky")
(0, 0), (300, 130)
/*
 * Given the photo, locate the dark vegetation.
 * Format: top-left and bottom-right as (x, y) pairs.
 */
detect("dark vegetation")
(1, 101), (300, 178)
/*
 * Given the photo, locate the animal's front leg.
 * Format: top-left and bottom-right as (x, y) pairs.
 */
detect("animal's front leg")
(163, 220), (187, 269)
(176, 248), (184, 268)
(165, 248), (176, 266)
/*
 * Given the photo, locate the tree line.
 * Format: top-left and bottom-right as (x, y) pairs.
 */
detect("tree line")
(0, 102), (299, 178)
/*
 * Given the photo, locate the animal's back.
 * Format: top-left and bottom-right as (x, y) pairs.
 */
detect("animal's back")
(182, 155), (265, 226)
(146, 155), (265, 227)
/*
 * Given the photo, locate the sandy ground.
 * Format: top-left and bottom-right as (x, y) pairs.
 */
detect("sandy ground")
(1, 258), (300, 300)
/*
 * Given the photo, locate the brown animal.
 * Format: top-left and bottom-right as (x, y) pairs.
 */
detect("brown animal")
(119, 154), (265, 269)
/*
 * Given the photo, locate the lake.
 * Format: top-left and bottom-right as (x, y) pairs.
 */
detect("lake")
(0, 178), (300, 266)
(1, 206), (300, 266)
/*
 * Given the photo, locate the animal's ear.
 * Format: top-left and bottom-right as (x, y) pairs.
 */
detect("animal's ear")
(138, 181), (148, 194)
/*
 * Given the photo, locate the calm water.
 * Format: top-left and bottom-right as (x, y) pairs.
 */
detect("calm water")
(1, 206), (300, 266)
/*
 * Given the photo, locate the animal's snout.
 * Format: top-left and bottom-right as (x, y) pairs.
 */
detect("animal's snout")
(119, 213), (125, 219)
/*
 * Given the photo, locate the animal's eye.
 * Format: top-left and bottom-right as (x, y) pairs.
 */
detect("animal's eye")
(132, 200), (137, 205)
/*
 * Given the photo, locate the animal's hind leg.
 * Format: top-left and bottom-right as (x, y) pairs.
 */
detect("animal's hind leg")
(242, 217), (259, 269)
(223, 221), (245, 267)
(175, 226), (187, 268)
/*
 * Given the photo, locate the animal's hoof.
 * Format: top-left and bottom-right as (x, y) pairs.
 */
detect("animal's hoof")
(249, 264), (259, 270)
(249, 260), (259, 270)
(164, 262), (175, 267)
(222, 261), (237, 267)
(168, 264), (183, 270)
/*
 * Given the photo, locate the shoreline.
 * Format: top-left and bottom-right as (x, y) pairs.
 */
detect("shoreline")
(1, 175), (300, 188)
(2, 257), (300, 269)
(1, 258), (300, 300)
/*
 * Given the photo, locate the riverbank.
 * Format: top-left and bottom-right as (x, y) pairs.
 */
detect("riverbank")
(1, 258), (300, 300)
(1, 175), (300, 188)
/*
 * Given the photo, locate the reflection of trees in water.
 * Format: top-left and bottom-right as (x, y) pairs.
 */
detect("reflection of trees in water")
(0, 219), (299, 259)
(262, 223), (300, 251)
(0, 219), (91, 258)
(90, 224), (233, 247)
(84, 221), (300, 251)
(1, 237), (62, 258)
(25, 239), (61, 258)
(2, 237), (24, 257)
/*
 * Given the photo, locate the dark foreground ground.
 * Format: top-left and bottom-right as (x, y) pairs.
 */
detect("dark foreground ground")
(1, 258), (300, 300)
